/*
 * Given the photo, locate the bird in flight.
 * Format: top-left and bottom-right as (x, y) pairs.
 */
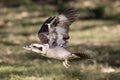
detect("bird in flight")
(23, 8), (95, 68)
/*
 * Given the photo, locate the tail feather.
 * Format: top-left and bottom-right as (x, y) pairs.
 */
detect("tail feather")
(74, 48), (96, 59)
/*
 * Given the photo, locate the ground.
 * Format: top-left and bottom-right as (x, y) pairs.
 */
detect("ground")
(0, 5), (120, 80)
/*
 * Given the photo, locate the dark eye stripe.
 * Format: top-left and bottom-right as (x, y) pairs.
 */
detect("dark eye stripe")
(32, 45), (42, 51)
(38, 47), (42, 50)
(33, 45), (37, 48)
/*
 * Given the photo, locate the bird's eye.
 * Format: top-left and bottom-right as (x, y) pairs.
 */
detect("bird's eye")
(38, 47), (42, 51)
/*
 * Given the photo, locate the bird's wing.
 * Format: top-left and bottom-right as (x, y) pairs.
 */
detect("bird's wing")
(50, 8), (79, 47)
(57, 8), (79, 31)
(38, 17), (55, 44)
(38, 8), (79, 47)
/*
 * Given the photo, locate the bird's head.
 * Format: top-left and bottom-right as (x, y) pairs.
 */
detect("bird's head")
(23, 43), (49, 55)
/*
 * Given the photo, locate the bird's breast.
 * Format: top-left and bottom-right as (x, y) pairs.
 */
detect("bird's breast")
(45, 47), (71, 60)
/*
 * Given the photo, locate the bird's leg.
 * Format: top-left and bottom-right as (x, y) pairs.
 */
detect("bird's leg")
(65, 59), (70, 67)
(63, 59), (70, 68)
(63, 61), (68, 68)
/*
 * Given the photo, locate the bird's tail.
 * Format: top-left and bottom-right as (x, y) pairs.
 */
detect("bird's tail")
(73, 48), (96, 59)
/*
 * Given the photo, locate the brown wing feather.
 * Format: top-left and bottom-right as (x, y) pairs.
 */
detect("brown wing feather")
(51, 8), (79, 47)
(57, 8), (79, 31)
(38, 17), (55, 44)
(38, 8), (79, 47)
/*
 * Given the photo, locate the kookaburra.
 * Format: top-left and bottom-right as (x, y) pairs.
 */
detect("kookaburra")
(23, 8), (95, 68)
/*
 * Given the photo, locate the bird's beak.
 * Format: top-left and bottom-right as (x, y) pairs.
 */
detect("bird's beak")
(23, 45), (32, 50)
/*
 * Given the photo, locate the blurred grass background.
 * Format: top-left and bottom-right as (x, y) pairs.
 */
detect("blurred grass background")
(0, 0), (120, 80)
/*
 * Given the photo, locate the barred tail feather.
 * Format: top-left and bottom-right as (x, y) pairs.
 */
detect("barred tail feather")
(74, 49), (96, 59)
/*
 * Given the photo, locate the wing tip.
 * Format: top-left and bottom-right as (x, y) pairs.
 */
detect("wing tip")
(61, 7), (79, 22)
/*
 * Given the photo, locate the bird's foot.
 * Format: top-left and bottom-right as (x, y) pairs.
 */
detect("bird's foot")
(63, 59), (70, 68)
(63, 61), (69, 68)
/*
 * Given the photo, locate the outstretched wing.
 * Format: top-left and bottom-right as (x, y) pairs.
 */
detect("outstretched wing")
(50, 8), (79, 47)
(38, 8), (79, 47)
(57, 8), (79, 31)
(38, 17), (55, 44)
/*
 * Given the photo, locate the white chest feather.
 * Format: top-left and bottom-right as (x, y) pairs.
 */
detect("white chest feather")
(45, 47), (71, 60)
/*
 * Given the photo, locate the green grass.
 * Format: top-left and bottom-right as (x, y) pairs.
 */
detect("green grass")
(0, 6), (120, 80)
